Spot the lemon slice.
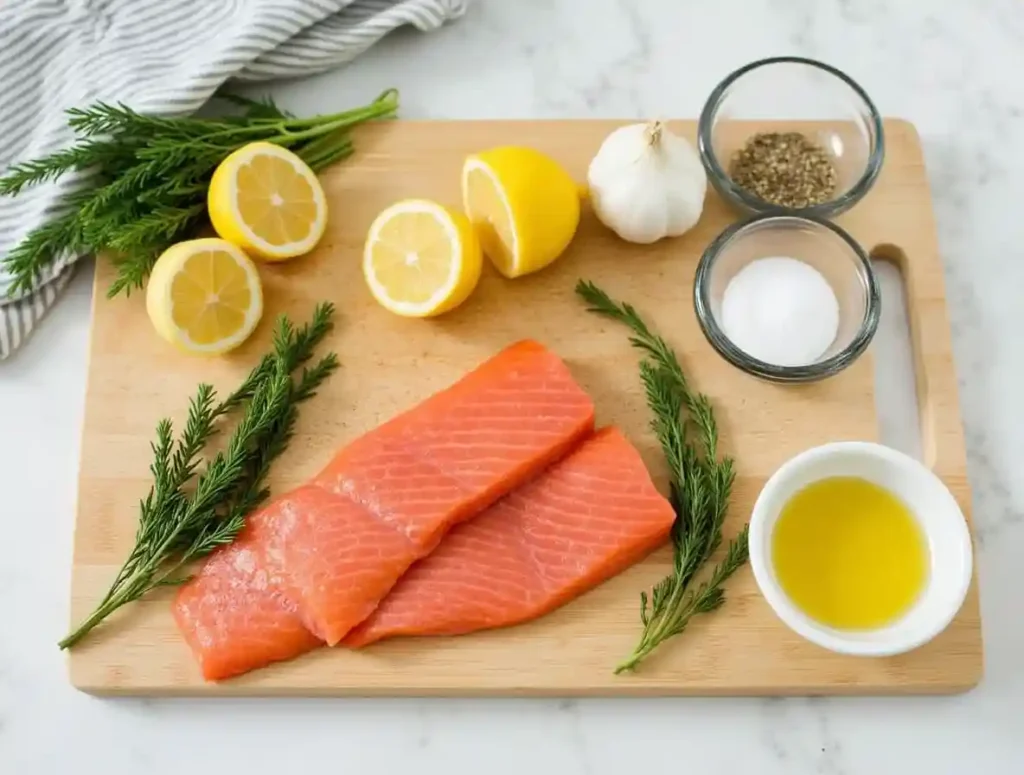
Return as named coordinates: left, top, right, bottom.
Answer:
left=145, top=238, right=263, bottom=355
left=461, top=146, right=581, bottom=278
left=208, top=141, right=327, bottom=261
left=363, top=199, right=482, bottom=318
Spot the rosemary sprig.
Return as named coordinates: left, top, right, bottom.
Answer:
left=1, top=89, right=399, bottom=300
left=59, top=303, right=339, bottom=650
left=575, top=280, right=750, bottom=673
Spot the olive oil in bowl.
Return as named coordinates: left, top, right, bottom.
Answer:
left=750, top=441, right=973, bottom=656
left=771, top=476, right=929, bottom=630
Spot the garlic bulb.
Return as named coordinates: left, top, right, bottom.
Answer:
left=586, top=121, right=707, bottom=244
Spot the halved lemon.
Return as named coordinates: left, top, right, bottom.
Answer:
left=145, top=238, right=263, bottom=355
left=208, top=141, right=327, bottom=261
left=461, top=146, right=581, bottom=278
left=363, top=199, right=482, bottom=318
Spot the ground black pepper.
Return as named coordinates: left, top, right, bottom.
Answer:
left=728, top=131, right=838, bottom=208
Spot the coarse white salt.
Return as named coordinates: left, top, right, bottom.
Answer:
left=720, top=256, right=840, bottom=368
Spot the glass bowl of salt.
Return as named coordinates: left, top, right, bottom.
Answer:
left=693, top=213, right=880, bottom=383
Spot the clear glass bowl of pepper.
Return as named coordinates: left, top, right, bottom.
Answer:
left=697, top=56, right=885, bottom=218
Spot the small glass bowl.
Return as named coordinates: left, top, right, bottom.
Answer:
left=697, top=56, right=885, bottom=218
left=693, top=214, right=880, bottom=383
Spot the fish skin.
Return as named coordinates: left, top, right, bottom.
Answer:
left=344, top=427, right=675, bottom=647
left=173, top=340, right=596, bottom=677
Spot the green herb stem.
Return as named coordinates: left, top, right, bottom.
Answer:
left=59, top=303, right=338, bottom=650
left=575, top=280, right=750, bottom=673
left=1, top=89, right=398, bottom=299
left=613, top=527, right=749, bottom=673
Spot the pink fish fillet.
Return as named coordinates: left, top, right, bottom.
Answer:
left=173, top=340, right=596, bottom=680
left=345, top=427, right=675, bottom=646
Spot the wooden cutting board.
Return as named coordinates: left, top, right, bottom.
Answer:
left=68, top=119, right=983, bottom=696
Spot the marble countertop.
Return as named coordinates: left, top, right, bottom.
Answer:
left=3, top=1, right=1023, bottom=772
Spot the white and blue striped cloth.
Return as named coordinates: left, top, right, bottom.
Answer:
left=0, top=0, right=468, bottom=360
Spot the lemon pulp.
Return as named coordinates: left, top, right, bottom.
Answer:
left=372, top=210, right=458, bottom=304
left=208, top=141, right=327, bottom=261
left=362, top=199, right=482, bottom=317
left=170, top=249, right=252, bottom=344
left=462, top=163, right=517, bottom=274
left=461, top=147, right=580, bottom=279
left=235, top=152, right=319, bottom=245
left=146, top=238, right=263, bottom=354
left=772, top=476, right=928, bottom=630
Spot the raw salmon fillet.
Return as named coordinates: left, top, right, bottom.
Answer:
left=173, top=499, right=322, bottom=682
left=173, top=340, right=595, bottom=679
left=344, top=427, right=675, bottom=647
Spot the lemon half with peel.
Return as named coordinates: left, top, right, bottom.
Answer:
left=208, top=141, right=327, bottom=261
left=146, top=238, right=263, bottom=355
left=461, top=146, right=581, bottom=278
left=363, top=199, right=482, bottom=318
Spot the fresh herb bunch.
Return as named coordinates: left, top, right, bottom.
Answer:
left=59, top=302, right=339, bottom=650
left=575, top=280, right=750, bottom=673
left=1, top=89, right=399, bottom=300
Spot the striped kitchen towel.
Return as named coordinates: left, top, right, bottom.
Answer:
left=0, top=0, right=468, bottom=361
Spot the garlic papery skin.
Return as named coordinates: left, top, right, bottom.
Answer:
left=586, top=121, right=707, bottom=245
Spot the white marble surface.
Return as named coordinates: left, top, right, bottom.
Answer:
left=3, top=1, right=1023, bottom=772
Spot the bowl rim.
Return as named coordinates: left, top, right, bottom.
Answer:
left=692, top=212, right=881, bottom=383
left=747, top=440, right=975, bottom=657
left=697, top=55, right=886, bottom=218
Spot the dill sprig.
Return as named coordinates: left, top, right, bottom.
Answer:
left=575, top=280, right=750, bottom=673
left=1, top=89, right=399, bottom=300
left=59, top=302, right=339, bottom=650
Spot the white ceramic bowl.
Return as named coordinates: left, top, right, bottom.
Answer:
left=748, top=441, right=974, bottom=656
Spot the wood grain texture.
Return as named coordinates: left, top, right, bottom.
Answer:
left=67, top=119, right=983, bottom=696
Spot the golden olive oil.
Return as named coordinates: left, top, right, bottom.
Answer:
left=772, top=476, right=928, bottom=630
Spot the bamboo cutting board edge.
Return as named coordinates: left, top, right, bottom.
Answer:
left=67, top=118, right=983, bottom=696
